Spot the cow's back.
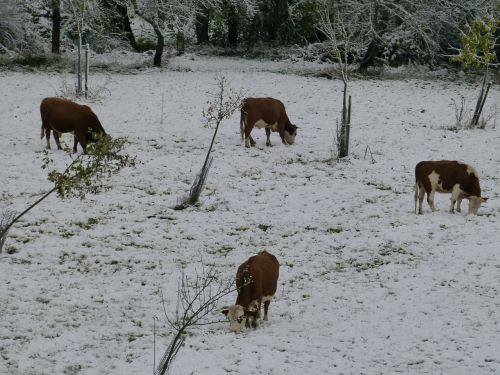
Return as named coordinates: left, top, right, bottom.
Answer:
left=237, top=251, right=279, bottom=297
left=416, top=160, right=480, bottom=195
left=41, top=97, right=103, bottom=133
left=243, top=97, right=286, bottom=125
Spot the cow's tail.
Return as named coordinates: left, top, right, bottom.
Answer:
left=414, top=181, right=419, bottom=214
left=40, top=125, right=44, bottom=139
left=240, top=105, right=247, bottom=142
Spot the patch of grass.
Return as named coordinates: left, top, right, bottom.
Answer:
left=366, top=181, right=392, bottom=191
left=6, top=245, right=18, bottom=254
left=64, top=364, right=83, bottom=375
left=59, top=228, right=75, bottom=238
left=127, top=332, right=144, bottom=342
left=325, top=227, right=343, bottom=234
left=348, top=257, right=387, bottom=272
left=258, top=224, right=271, bottom=232
left=304, top=225, right=317, bottom=231
left=378, top=242, right=412, bottom=257
left=36, top=296, right=51, bottom=304
left=208, top=245, right=234, bottom=256
left=74, top=217, right=101, bottom=230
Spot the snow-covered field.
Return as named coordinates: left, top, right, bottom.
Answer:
left=1, top=56, right=499, bottom=375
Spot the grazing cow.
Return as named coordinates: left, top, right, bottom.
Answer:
left=40, top=97, right=106, bottom=153
left=415, top=160, right=488, bottom=215
left=222, top=251, right=280, bottom=334
left=240, top=97, right=298, bottom=148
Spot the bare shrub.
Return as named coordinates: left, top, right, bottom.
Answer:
left=451, top=95, right=472, bottom=130
left=58, top=76, right=111, bottom=103
left=154, top=265, right=236, bottom=375
left=451, top=94, right=497, bottom=130
left=0, top=209, right=16, bottom=254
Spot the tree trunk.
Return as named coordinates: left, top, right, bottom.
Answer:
left=359, top=39, right=379, bottom=71
left=227, top=8, right=238, bottom=48
left=153, top=25, right=164, bottom=67
left=117, top=3, right=138, bottom=51
left=101, top=0, right=138, bottom=51
left=195, top=5, right=210, bottom=44
left=176, top=32, right=185, bottom=55
left=51, top=0, right=61, bottom=54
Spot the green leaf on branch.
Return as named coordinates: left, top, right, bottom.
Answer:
left=451, top=16, right=498, bottom=68
left=45, top=134, right=137, bottom=199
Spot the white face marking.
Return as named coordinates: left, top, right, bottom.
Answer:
left=226, top=305, right=246, bottom=333
left=248, top=300, right=259, bottom=312
left=284, top=130, right=296, bottom=145
left=468, top=196, right=483, bottom=215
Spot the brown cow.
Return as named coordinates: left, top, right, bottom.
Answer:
left=222, top=251, right=280, bottom=333
left=415, top=160, right=488, bottom=215
left=240, top=97, right=298, bottom=148
left=40, top=97, right=106, bottom=153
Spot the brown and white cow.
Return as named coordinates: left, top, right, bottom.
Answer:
left=415, top=160, right=488, bottom=215
left=222, top=251, right=280, bottom=334
left=240, top=97, right=298, bottom=148
left=40, top=97, right=107, bottom=153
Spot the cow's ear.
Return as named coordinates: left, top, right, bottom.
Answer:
left=221, top=308, right=229, bottom=317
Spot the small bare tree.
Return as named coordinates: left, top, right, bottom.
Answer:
left=0, top=135, right=136, bottom=253
left=317, top=1, right=354, bottom=158
left=154, top=265, right=237, bottom=375
left=174, top=74, right=245, bottom=210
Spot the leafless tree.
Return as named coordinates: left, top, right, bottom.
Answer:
left=155, top=265, right=237, bottom=375
left=175, top=74, right=245, bottom=210
left=0, top=0, right=24, bottom=55
left=316, top=1, right=354, bottom=158
left=131, top=0, right=220, bottom=66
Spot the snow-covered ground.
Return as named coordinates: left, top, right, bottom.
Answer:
left=0, top=56, right=499, bottom=375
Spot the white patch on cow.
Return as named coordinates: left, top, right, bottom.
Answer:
left=459, top=161, right=479, bottom=177
left=262, top=295, right=273, bottom=303
left=428, top=171, right=446, bottom=192
left=284, top=130, right=296, bottom=145
left=254, top=120, right=278, bottom=131
left=226, top=304, right=246, bottom=334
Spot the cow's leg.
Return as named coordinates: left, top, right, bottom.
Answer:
left=52, top=131, right=62, bottom=150
left=244, top=126, right=253, bottom=148
left=263, top=299, right=271, bottom=321
left=450, top=184, right=461, bottom=213
left=44, top=128, right=51, bottom=149
left=74, top=129, right=87, bottom=153
left=427, top=190, right=437, bottom=212
left=456, top=198, right=463, bottom=213
left=417, top=183, right=425, bottom=214
left=265, top=128, right=272, bottom=146
left=73, top=135, right=78, bottom=153
left=279, top=130, right=287, bottom=145
left=249, top=135, right=256, bottom=146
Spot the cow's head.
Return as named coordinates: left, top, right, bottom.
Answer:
left=468, top=196, right=488, bottom=215
left=284, top=124, right=298, bottom=145
left=222, top=305, right=246, bottom=334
